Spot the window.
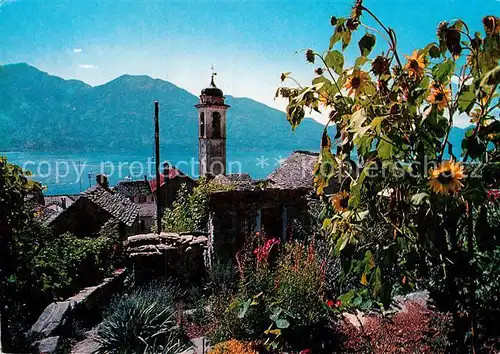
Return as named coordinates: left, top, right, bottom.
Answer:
left=200, top=112, right=205, bottom=137
left=212, top=111, right=221, bottom=138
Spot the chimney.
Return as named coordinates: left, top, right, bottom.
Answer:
left=144, top=174, right=148, bottom=182
left=61, top=197, right=67, bottom=209
left=96, top=174, right=109, bottom=189
left=163, top=162, right=170, bottom=177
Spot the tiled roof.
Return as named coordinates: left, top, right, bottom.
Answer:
left=149, top=167, right=192, bottom=192
left=37, top=205, right=64, bottom=225
left=44, top=195, right=80, bottom=208
left=266, top=150, right=318, bottom=190
left=114, top=180, right=151, bottom=198
left=213, top=173, right=258, bottom=191
left=81, top=186, right=139, bottom=227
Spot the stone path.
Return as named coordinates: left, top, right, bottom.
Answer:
left=179, top=337, right=210, bottom=354
left=70, top=332, right=209, bottom=354
left=70, top=329, right=100, bottom=354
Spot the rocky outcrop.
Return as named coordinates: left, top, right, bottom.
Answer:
left=124, top=232, right=208, bottom=282
left=28, top=268, right=127, bottom=354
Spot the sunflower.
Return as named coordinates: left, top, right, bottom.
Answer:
left=429, top=160, right=466, bottom=195
left=404, top=50, right=426, bottom=79
left=331, top=191, right=350, bottom=212
left=345, top=70, right=370, bottom=96
left=426, top=82, right=451, bottom=110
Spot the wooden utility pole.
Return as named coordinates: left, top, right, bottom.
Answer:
left=154, top=101, right=162, bottom=234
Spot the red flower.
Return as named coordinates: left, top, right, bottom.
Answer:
left=487, top=189, right=500, bottom=203
left=327, top=300, right=335, bottom=308
left=300, top=349, right=311, bottom=354
left=335, top=300, right=342, bottom=307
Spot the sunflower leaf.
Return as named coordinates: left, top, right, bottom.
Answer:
left=432, top=59, right=455, bottom=84
left=457, top=89, right=476, bottom=114
left=358, top=33, right=376, bottom=56
left=377, top=137, right=394, bottom=161
left=325, top=50, right=344, bottom=75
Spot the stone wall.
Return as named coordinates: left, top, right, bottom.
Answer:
left=27, top=268, right=127, bottom=354
left=124, top=232, right=208, bottom=284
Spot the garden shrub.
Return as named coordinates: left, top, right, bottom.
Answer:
left=96, top=280, right=189, bottom=354
left=3, top=219, right=116, bottom=350
left=157, top=179, right=234, bottom=233
left=209, top=235, right=334, bottom=352
left=34, top=232, right=114, bottom=298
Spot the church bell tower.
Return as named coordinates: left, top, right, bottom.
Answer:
left=195, top=71, right=230, bottom=177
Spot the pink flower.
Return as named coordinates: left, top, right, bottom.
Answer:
left=300, top=349, right=311, bottom=354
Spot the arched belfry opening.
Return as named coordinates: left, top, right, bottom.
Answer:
left=212, top=112, right=221, bottom=138
left=200, top=112, right=205, bottom=137
left=194, top=69, right=230, bottom=177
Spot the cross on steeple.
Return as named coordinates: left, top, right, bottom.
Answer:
left=210, top=65, right=217, bottom=87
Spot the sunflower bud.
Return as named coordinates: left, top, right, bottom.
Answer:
left=371, top=56, right=390, bottom=76
left=280, top=73, right=286, bottom=82
left=351, top=0, right=363, bottom=21
left=306, top=49, right=315, bottom=63
left=445, top=28, right=461, bottom=59
left=471, top=33, right=482, bottom=50
left=483, top=16, right=497, bottom=36
left=330, top=16, right=337, bottom=26
left=428, top=45, right=441, bottom=59
left=315, top=67, right=324, bottom=76
left=437, top=21, right=448, bottom=41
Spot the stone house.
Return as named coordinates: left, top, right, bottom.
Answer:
left=203, top=152, right=317, bottom=262
left=49, top=175, right=139, bottom=238
left=114, top=178, right=155, bottom=231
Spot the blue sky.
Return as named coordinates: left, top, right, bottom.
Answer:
left=1, top=0, right=498, bottom=127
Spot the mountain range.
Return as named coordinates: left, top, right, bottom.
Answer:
left=0, top=63, right=466, bottom=154
left=0, top=63, right=330, bottom=153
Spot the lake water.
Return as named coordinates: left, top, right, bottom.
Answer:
left=1, top=147, right=301, bottom=195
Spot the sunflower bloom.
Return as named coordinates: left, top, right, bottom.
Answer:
left=331, top=191, right=350, bottom=212
left=345, top=70, right=370, bottom=96
left=427, top=83, right=451, bottom=110
left=429, top=160, right=466, bottom=195
left=404, top=50, right=426, bottom=79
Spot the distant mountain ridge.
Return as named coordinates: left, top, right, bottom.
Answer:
left=0, top=63, right=330, bottom=153
left=0, top=63, right=466, bottom=154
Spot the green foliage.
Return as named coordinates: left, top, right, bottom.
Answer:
left=277, top=3, right=500, bottom=352
left=1, top=157, right=118, bottom=351
left=96, top=281, right=189, bottom=354
left=158, top=179, right=234, bottom=233
left=34, top=233, right=114, bottom=298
